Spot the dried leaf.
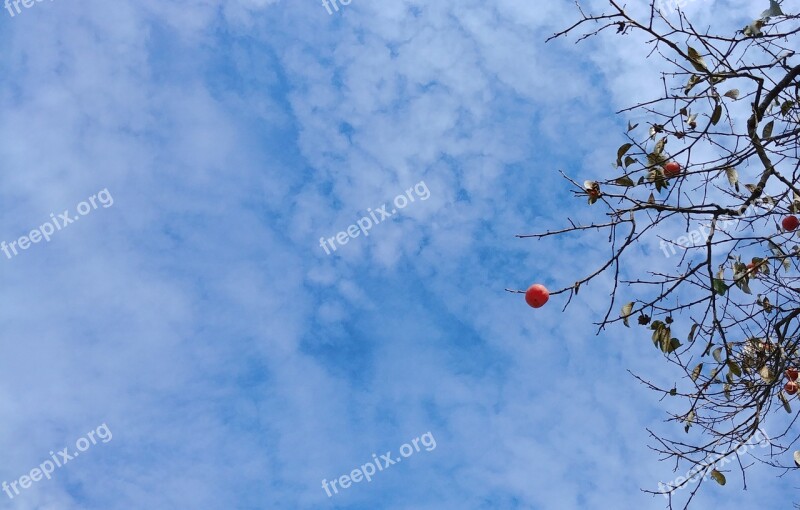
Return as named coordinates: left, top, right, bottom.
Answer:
left=615, top=176, right=635, bottom=187
left=762, top=120, right=775, bottom=139
left=723, top=89, right=740, bottom=100
left=617, top=143, right=633, bottom=166
left=687, top=46, right=709, bottom=72
left=621, top=302, right=634, bottom=327
left=691, top=363, right=703, bottom=382
left=711, top=104, right=722, bottom=125
left=725, top=167, right=739, bottom=191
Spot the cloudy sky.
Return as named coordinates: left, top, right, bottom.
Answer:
left=0, top=0, right=794, bottom=508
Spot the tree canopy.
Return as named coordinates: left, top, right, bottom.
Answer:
left=516, top=1, right=800, bottom=507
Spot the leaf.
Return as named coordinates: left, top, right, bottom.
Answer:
left=711, top=103, right=722, bottom=125
left=781, top=392, right=793, bottom=414
left=768, top=240, right=790, bottom=270
left=762, top=120, right=774, bottom=139
left=781, top=100, right=795, bottom=116
left=627, top=120, right=639, bottom=132
left=793, top=451, right=800, bottom=467
left=687, top=46, right=709, bottom=72
left=647, top=151, right=668, bottom=169
left=710, top=469, right=726, bottom=486
left=624, top=156, right=636, bottom=168
left=736, top=277, right=752, bottom=295
left=688, top=323, right=699, bottom=342
left=744, top=19, right=766, bottom=37
left=728, top=361, right=742, bottom=377
left=725, top=167, right=739, bottom=191
left=617, top=143, right=633, bottom=166
left=664, top=338, right=682, bottom=354
left=653, top=137, right=667, bottom=155
left=684, top=75, right=702, bottom=95
left=647, top=192, right=655, bottom=204
left=670, top=387, right=677, bottom=396
left=759, top=296, right=774, bottom=313
left=723, top=89, right=740, bottom=100
left=650, top=321, right=674, bottom=351
left=761, top=0, right=784, bottom=18
left=621, top=302, right=634, bottom=327
left=713, top=278, right=728, bottom=296
left=615, top=176, right=635, bottom=187
left=691, top=363, right=703, bottom=382
left=759, top=366, right=774, bottom=382
left=713, top=347, right=724, bottom=363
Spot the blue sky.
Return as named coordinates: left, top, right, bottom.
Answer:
left=0, top=0, right=795, bottom=508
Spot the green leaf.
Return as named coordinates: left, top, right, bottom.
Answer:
left=712, top=347, right=723, bottom=363
left=762, top=120, right=774, bottom=139
left=687, top=46, right=709, bottom=72
left=710, top=469, right=726, bottom=486
left=781, top=100, right=795, bottom=116
left=691, top=363, right=703, bottom=381
left=713, top=278, right=728, bottom=296
left=669, top=387, right=677, bottom=396
left=621, top=302, right=634, bottom=327
left=617, top=143, right=633, bottom=166
left=728, top=361, right=742, bottom=377
left=723, top=89, right=740, bottom=100
left=624, top=156, right=636, bottom=168
left=711, top=104, right=722, bottom=125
